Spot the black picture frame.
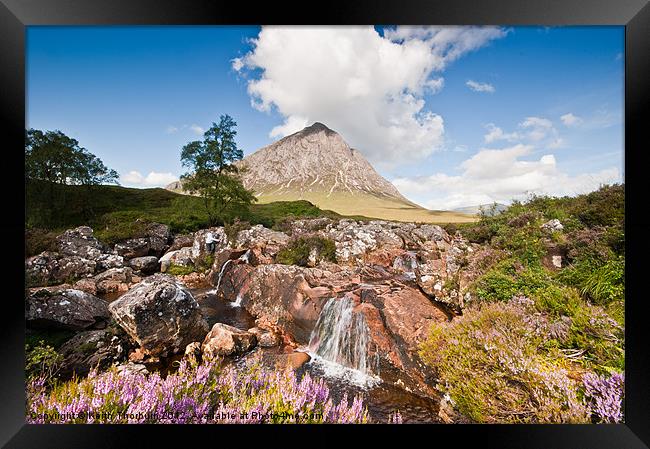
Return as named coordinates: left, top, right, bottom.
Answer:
left=2, top=0, right=648, bottom=447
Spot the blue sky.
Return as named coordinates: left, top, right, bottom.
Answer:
left=27, top=26, right=623, bottom=209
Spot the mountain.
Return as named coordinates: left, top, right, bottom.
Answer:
left=167, top=122, right=475, bottom=223
left=452, top=203, right=508, bottom=216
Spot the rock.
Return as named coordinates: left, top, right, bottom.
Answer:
left=285, top=351, right=311, bottom=370
left=129, top=256, right=160, bottom=274
left=221, top=264, right=331, bottom=344
left=159, top=250, right=178, bottom=273
left=116, top=362, right=149, bottom=376
left=58, top=328, right=131, bottom=376
left=201, top=323, right=257, bottom=359
left=114, top=237, right=150, bottom=259
left=96, top=253, right=125, bottom=271
left=26, top=288, right=110, bottom=330
left=71, top=267, right=137, bottom=298
left=56, top=226, right=104, bottom=260
left=182, top=341, right=202, bottom=365
left=145, top=222, right=172, bottom=257
left=108, top=274, right=209, bottom=357
left=234, top=225, right=289, bottom=263
left=191, top=228, right=229, bottom=262
left=175, top=272, right=208, bottom=289
left=168, top=234, right=194, bottom=252
left=248, top=326, right=280, bottom=347
left=286, top=218, right=334, bottom=236
left=541, top=219, right=564, bottom=232
left=25, top=252, right=97, bottom=287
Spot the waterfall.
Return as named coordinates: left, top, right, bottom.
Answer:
left=308, top=297, right=374, bottom=375
left=214, top=259, right=233, bottom=294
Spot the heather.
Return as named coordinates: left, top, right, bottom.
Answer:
left=27, top=359, right=370, bottom=424
left=421, top=185, right=625, bottom=423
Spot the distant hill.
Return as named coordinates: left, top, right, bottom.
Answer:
left=168, top=122, right=475, bottom=224
left=452, top=203, right=508, bottom=216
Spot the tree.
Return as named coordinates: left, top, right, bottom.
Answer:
left=25, top=128, right=119, bottom=226
left=180, top=115, right=256, bottom=225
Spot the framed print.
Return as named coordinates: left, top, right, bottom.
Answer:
left=1, top=0, right=649, bottom=447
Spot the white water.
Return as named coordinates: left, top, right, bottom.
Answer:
left=215, top=250, right=253, bottom=306
left=306, top=297, right=380, bottom=388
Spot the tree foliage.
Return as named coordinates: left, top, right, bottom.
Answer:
left=180, top=115, right=256, bottom=225
left=26, top=129, right=119, bottom=227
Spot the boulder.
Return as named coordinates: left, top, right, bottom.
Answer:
left=248, top=326, right=280, bottom=347
left=26, top=288, right=110, bottom=330
left=96, top=253, right=125, bottom=271
left=201, top=323, right=257, bottom=359
left=145, top=222, right=172, bottom=257
left=72, top=267, right=137, bottom=297
left=129, top=256, right=160, bottom=274
left=234, top=225, right=289, bottom=263
left=221, top=264, right=331, bottom=344
left=168, top=234, right=194, bottom=252
left=25, top=252, right=97, bottom=288
left=191, top=228, right=229, bottom=262
left=114, top=238, right=150, bottom=259
left=58, top=328, right=131, bottom=376
left=108, top=274, right=209, bottom=357
left=56, top=226, right=104, bottom=260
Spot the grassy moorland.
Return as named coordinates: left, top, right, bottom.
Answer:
left=25, top=181, right=371, bottom=256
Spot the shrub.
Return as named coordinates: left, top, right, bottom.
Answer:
left=25, top=228, right=59, bottom=257
left=166, top=264, right=196, bottom=276
left=224, top=219, right=251, bottom=246
left=194, top=253, right=215, bottom=272
left=582, top=372, right=624, bottom=423
left=419, top=301, right=590, bottom=423
left=26, top=341, right=62, bottom=386
left=27, top=359, right=369, bottom=424
left=277, top=236, right=337, bottom=266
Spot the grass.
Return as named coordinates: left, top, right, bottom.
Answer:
left=276, top=236, right=337, bottom=266
left=25, top=182, right=367, bottom=254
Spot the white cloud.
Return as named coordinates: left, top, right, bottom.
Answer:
left=466, top=80, right=495, bottom=93
left=484, top=123, right=519, bottom=143
left=392, top=144, right=621, bottom=210
left=120, top=171, right=178, bottom=188
left=165, top=125, right=178, bottom=134
left=234, top=26, right=506, bottom=165
left=560, top=113, right=582, bottom=127
left=189, top=124, right=205, bottom=135
left=485, top=116, right=563, bottom=149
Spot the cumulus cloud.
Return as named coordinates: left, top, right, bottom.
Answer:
left=484, top=116, right=563, bottom=149
left=392, top=144, right=621, bottom=210
left=484, top=123, right=519, bottom=143
left=120, top=171, right=178, bottom=188
left=466, top=80, right=495, bottom=93
left=234, top=26, right=507, bottom=165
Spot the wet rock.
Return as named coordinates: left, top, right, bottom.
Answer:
left=26, top=288, right=110, bottom=330
left=248, top=326, right=280, bottom=347
left=129, top=256, right=160, bottom=274
left=201, top=323, right=257, bottom=359
left=223, top=264, right=332, bottom=344
left=285, top=351, right=311, bottom=370
left=108, top=274, right=209, bottom=357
